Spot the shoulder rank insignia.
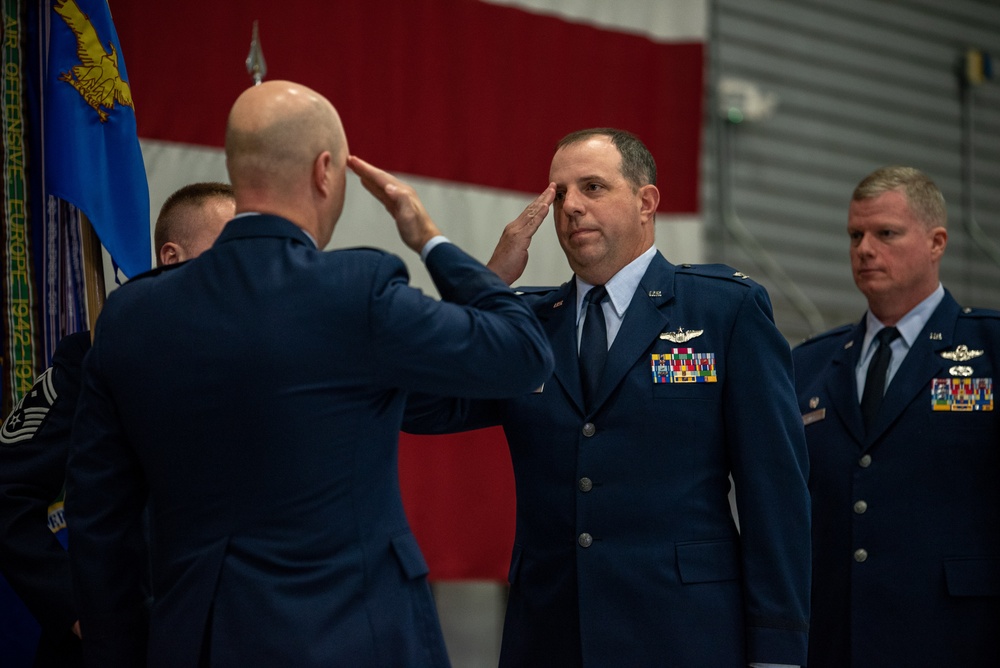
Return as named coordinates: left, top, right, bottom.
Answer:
left=660, top=327, right=703, bottom=343
left=733, top=271, right=750, bottom=279
left=940, top=345, right=984, bottom=362
left=1, top=368, right=58, bottom=445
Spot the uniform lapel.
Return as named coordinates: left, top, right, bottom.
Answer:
left=535, top=281, right=586, bottom=414
left=588, top=254, right=673, bottom=413
left=824, top=320, right=867, bottom=445
left=866, top=292, right=959, bottom=444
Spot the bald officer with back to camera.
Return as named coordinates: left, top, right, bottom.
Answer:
left=793, top=166, right=1000, bottom=667
left=65, top=80, right=553, bottom=667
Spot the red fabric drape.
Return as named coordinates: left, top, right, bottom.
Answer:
left=113, top=0, right=703, bottom=213
left=399, top=427, right=515, bottom=580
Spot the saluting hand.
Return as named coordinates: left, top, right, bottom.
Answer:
left=486, top=183, right=556, bottom=286
left=348, top=155, right=442, bottom=253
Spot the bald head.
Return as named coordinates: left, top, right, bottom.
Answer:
left=225, top=81, right=349, bottom=246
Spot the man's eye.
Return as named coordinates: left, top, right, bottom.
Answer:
left=554, top=191, right=565, bottom=201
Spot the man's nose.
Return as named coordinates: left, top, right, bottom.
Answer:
left=562, top=188, right=585, bottom=216
left=855, top=233, right=874, bottom=256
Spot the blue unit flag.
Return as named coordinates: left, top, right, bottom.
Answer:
left=44, top=0, right=150, bottom=278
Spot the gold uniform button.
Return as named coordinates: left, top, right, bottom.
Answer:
left=582, top=423, right=596, bottom=437
left=859, top=454, right=872, bottom=468
left=578, top=533, right=593, bottom=548
left=853, top=500, right=868, bottom=514
left=579, top=477, right=593, bottom=492
left=854, top=548, right=868, bottom=562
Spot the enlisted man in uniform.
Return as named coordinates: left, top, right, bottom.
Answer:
left=793, top=166, right=1000, bottom=667
left=0, top=183, right=234, bottom=667
left=406, top=128, right=811, bottom=667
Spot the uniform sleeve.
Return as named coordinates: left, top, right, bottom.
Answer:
left=368, top=242, right=553, bottom=399
left=402, top=391, right=503, bottom=435
left=64, top=332, right=149, bottom=665
left=724, top=285, right=811, bottom=664
left=0, top=332, right=89, bottom=632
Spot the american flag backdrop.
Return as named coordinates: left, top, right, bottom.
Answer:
left=112, top=0, right=707, bottom=580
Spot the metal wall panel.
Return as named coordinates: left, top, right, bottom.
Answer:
left=705, top=0, right=1000, bottom=343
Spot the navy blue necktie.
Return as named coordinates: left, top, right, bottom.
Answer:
left=860, top=326, right=900, bottom=430
left=579, top=286, right=608, bottom=410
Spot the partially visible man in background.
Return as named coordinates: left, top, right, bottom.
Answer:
left=794, top=166, right=1000, bottom=667
left=153, top=182, right=234, bottom=266
left=0, top=182, right=235, bottom=667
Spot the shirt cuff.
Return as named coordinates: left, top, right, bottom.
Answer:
left=420, top=235, right=450, bottom=262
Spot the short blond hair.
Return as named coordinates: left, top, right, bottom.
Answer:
left=852, top=166, right=946, bottom=229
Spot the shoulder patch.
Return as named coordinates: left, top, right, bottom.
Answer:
left=0, top=368, right=58, bottom=446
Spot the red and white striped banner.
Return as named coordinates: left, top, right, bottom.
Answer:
left=112, top=0, right=705, bottom=579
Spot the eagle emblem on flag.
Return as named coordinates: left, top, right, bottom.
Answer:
left=54, top=0, right=134, bottom=122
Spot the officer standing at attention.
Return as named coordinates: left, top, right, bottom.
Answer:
left=407, top=128, right=811, bottom=667
left=793, top=166, right=1000, bottom=667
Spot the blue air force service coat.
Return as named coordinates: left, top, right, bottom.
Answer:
left=792, top=290, right=1000, bottom=668
left=0, top=330, right=90, bottom=666
left=405, top=252, right=811, bottom=667
left=65, top=216, right=553, bottom=668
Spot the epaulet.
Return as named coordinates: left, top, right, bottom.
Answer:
left=512, top=285, right=560, bottom=296
left=122, top=262, right=187, bottom=284
left=675, top=262, right=756, bottom=286
left=796, top=323, right=854, bottom=348
left=336, top=246, right=387, bottom=255
left=957, top=305, right=1000, bottom=320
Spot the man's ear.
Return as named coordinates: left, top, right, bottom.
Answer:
left=159, top=242, right=182, bottom=266
left=313, top=151, right=333, bottom=198
left=639, top=184, right=660, bottom=222
left=929, top=226, right=947, bottom=260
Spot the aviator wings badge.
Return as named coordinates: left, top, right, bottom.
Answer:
left=660, top=327, right=704, bottom=344
left=54, top=0, right=135, bottom=122
left=940, top=345, right=984, bottom=363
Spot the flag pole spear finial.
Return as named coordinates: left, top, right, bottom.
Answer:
left=245, top=20, right=267, bottom=85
